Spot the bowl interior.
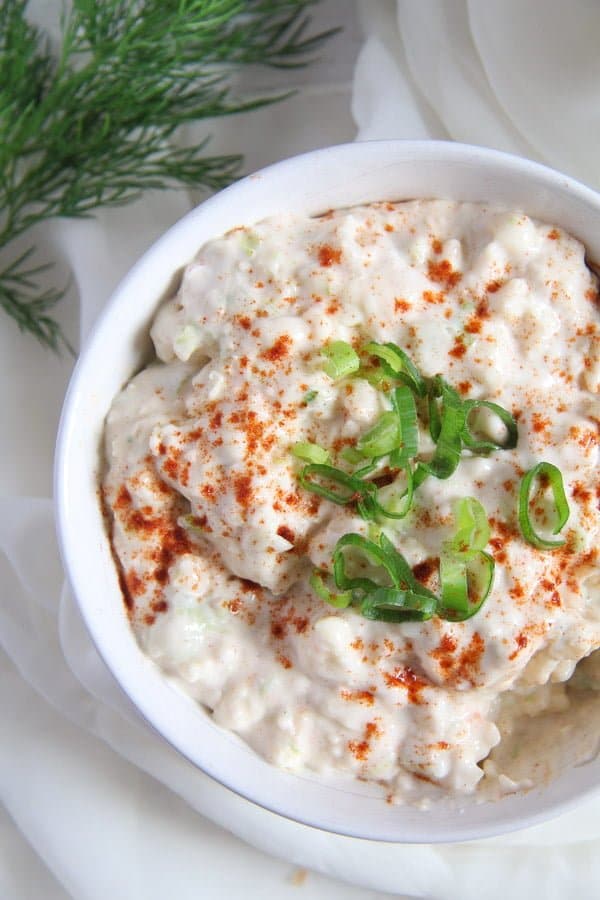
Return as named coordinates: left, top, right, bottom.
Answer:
left=55, top=140, right=600, bottom=842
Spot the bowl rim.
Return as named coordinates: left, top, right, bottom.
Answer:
left=54, top=139, right=600, bottom=843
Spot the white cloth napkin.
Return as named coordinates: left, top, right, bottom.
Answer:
left=2, top=1, right=600, bottom=897
left=353, top=0, right=600, bottom=190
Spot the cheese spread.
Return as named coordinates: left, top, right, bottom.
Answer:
left=103, top=201, right=600, bottom=805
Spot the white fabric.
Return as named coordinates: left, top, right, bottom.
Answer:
left=2, top=1, right=600, bottom=897
left=353, top=0, right=600, bottom=191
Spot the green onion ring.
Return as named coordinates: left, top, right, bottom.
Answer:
left=439, top=550, right=495, bottom=621
left=322, top=340, right=360, bottom=380
left=333, top=532, right=395, bottom=595
left=449, top=496, right=491, bottom=557
left=461, top=400, right=518, bottom=453
left=377, top=532, right=437, bottom=598
left=310, top=570, right=353, bottom=608
left=363, top=341, right=427, bottom=396
left=389, top=385, right=419, bottom=466
left=424, top=392, right=466, bottom=479
left=291, top=442, right=330, bottom=464
left=372, top=463, right=414, bottom=520
left=357, top=410, right=401, bottom=458
left=360, top=586, right=437, bottom=622
left=298, top=464, right=374, bottom=507
left=518, top=462, right=570, bottom=549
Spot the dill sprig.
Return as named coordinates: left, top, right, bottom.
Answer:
left=0, top=0, right=337, bottom=351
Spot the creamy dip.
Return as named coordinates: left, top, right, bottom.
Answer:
left=103, top=201, right=600, bottom=805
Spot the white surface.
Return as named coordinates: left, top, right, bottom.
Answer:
left=2, top=0, right=600, bottom=897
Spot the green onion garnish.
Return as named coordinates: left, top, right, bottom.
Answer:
left=298, top=463, right=368, bottom=504
left=291, top=442, right=330, bottom=464
left=372, top=463, right=414, bottom=520
left=421, top=378, right=466, bottom=479
left=518, top=462, right=570, bottom=549
left=378, top=532, right=437, bottom=602
left=461, top=400, right=518, bottom=454
left=340, top=446, right=364, bottom=464
left=322, top=340, right=360, bottom=380
left=302, top=389, right=318, bottom=405
left=439, top=550, right=495, bottom=621
left=438, top=497, right=494, bottom=621
left=310, top=570, right=352, bottom=608
left=357, top=411, right=401, bottom=458
left=294, top=338, right=523, bottom=624
left=448, top=497, right=491, bottom=556
left=389, top=385, right=418, bottom=467
left=363, top=341, right=427, bottom=396
left=332, top=532, right=437, bottom=618
left=360, top=586, right=437, bottom=622
left=333, top=532, right=397, bottom=595
left=298, top=464, right=378, bottom=520
left=315, top=530, right=489, bottom=623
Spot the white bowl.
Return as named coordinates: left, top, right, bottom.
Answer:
left=55, top=140, right=600, bottom=843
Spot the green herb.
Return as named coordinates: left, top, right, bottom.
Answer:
left=295, top=341, right=518, bottom=524
left=461, top=399, right=518, bottom=454
left=302, top=388, right=318, bottom=405
left=291, top=441, right=329, bottom=464
left=389, top=385, right=418, bottom=467
left=363, top=340, right=427, bottom=396
left=316, top=530, right=485, bottom=623
left=293, top=341, right=519, bottom=623
left=356, top=411, right=401, bottom=458
left=298, top=463, right=379, bottom=519
left=518, top=461, right=570, bottom=549
left=446, top=497, right=491, bottom=557
left=419, top=376, right=466, bottom=481
left=438, top=498, right=495, bottom=621
left=0, top=0, right=337, bottom=350
left=311, top=500, right=495, bottom=624
left=438, top=549, right=495, bottom=621
left=360, top=586, right=437, bottom=622
left=321, top=340, right=360, bottom=380
left=309, top=569, right=352, bottom=609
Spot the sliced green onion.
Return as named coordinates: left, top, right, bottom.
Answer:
left=518, top=462, right=570, bottom=549
left=357, top=411, right=401, bottom=458
left=428, top=389, right=442, bottom=442
left=372, top=463, right=414, bottom=520
left=449, top=497, right=491, bottom=557
left=363, top=341, right=427, bottom=396
left=299, top=464, right=379, bottom=520
left=413, top=462, right=430, bottom=488
left=461, top=400, right=518, bottom=453
left=352, top=456, right=384, bottom=479
left=377, top=532, right=436, bottom=598
left=437, top=496, right=494, bottom=620
left=438, top=550, right=495, bottom=621
left=322, top=340, right=360, bottom=380
left=360, top=586, right=437, bottom=622
left=341, top=446, right=363, bottom=465
left=241, top=231, right=260, bottom=256
left=302, top=389, right=318, bottom=405
left=422, top=382, right=466, bottom=479
left=310, top=570, right=353, bottom=608
left=299, top=463, right=370, bottom=504
left=333, top=532, right=394, bottom=595
left=291, top=442, right=330, bottom=464
left=333, top=531, right=436, bottom=598
left=390, top=385, right=419, bottom=467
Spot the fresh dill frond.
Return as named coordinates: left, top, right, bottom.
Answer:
left=0, top=0, right=337, bottom=351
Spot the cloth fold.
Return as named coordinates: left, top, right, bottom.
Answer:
left=2, top=1, right=600, bottom=897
